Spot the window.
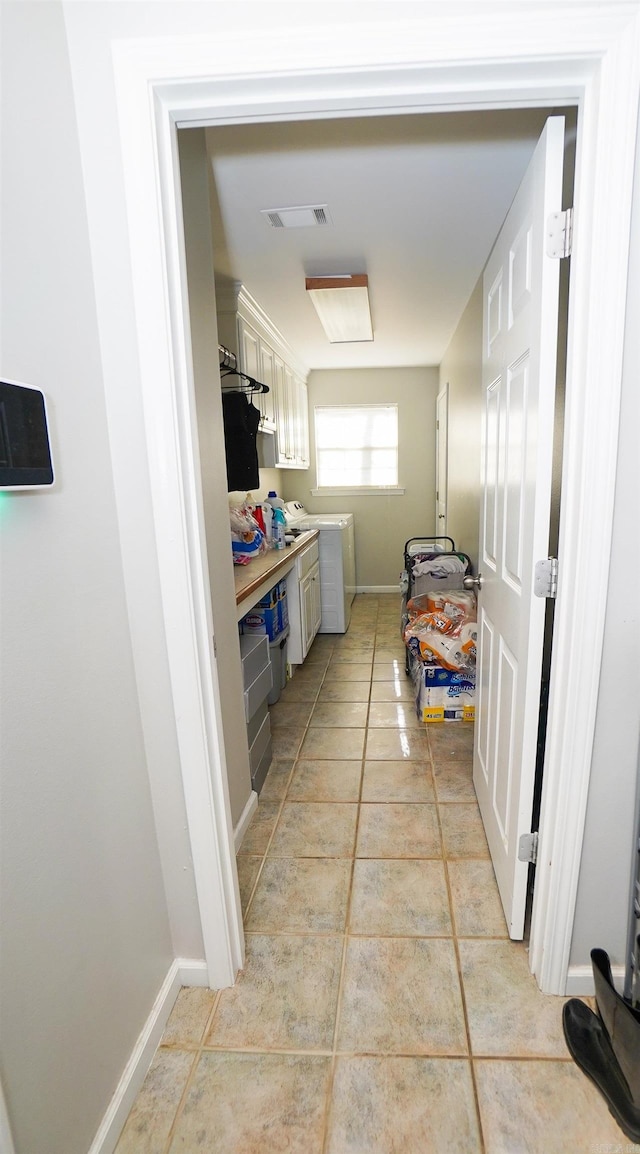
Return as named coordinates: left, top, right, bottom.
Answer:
left=314, top=404, right=399, bottom=489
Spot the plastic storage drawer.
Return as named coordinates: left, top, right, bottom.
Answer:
left=240, top=634, right=273, bottom=721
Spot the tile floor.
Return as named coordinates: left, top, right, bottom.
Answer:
left=116, top=595, right=625, bottom=1153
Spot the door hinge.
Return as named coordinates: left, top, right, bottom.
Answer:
left=518, top=831, right=539, bottom=865
left=212, top=635, right=217, bottom=657
left=546, top=208, right=573, bottom=258
left=534, top=557, right=558, bottom=599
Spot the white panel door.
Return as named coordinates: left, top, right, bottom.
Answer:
left=435, top=383, right=448, bottom=534
left=474, top=117, right=564, bottom=939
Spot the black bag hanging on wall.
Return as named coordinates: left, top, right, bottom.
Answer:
left=222, top=391, right=260, bottom=491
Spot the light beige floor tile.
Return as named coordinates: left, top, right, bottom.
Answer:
left=279, top=678, right=322, bottom=703
left=310, top=701, right=369, bottom=728
left=115, top=1048, right=195, bottom=1154
left=440, top=804, right=489, bottom=859
left=327, top=663, right=373, bottom=682
left=330, top=649, right=374, bottom=664
left=300, top=727, right=366, bottom=760
left=372, top=660, right=407, bottom=681
left=367, top=701, right=420, bottom=728
left=270, top=802, right=358, bottom=857
left=290, top=664, right=328, bottom=686
left=169, top=1052, right=331, bottom=1154
left=474, top=1058, right=627, bottom=1153
left=374, top=647, right=409, bottom=662
left=327, top=1056, right=481, bottom=1154
left=259, top=758, right=295, bottom=801
left=318, top=682, right=371, bottom=703
left=161, top=987, right=218, bottom=1048
left=357, top=803, right=441, bottom=858
left=350, top=859, right=451, bottom=936
left=238, top=801, right=281, bottom=855
left=365, top=727, right=429, bottom=761
left=433, top=760, right=476, bottom=802
left=288, top=759, right=363, bottom=802
left=337, top=938, right=467, bottom=1055
left=305, top=640, right=335, bottom=664
left=268, top=700, right=314, bottom=729
left=270, top=726, right=306, bottom=759
left=236, top=855, right=262, bottom=913
left=246, top=857, right=352, bottom=933
left=448, top=860, right=508, bottom=937
left=361, top=760, right=434, bottom=803
left=428, top=723, right=474, bottom=761
left=334, top=629, right=374, bottom=643
left=370, top=679, right=415, bottom=703
left=206, top=934, right=343, bottom=1050
left=460, top=940, right=572, bottom=1057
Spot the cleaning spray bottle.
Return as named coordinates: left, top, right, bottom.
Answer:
left=272, top=504, right=287, bottom=550
left=264, top=490, right=286, bottom=549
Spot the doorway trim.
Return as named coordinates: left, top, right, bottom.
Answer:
left=109, top=6, right=640, bottom=993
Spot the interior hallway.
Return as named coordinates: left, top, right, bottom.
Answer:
left=116, top=595, right=623, bottom=1152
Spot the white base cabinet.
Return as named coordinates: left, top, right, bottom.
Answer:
left=286, top=538, right=321, bottom=665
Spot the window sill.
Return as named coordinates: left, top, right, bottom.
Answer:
left=310, top=486, right=406, bottom=497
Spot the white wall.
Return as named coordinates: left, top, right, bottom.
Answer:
left=283, top=367, right=439, bottom=589
left=438, top=279, right=483, bottom=570
left=569, top=108, right=640, bottom=969
left=0, top=5, right=175, bottom=1151
left=0, top=4, right=630, bottom=1146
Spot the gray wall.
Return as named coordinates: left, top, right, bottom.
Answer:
left=282, top=367, right=439, bottom=589
left=178, top=128, right=253, bottom=826
left=0, top=5, right=174, bottom=1151
left=438, top=279, right=483, bottom=569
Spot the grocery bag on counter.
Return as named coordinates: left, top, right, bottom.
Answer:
left=230, top=500, right=266, bottom=565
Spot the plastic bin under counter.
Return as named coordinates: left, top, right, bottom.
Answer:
left=234, top=530, right=319, bottom=620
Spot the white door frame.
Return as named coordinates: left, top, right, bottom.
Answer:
left=435, top=382, right=448, bottom=538
left=109, top=6, right=640, bottom=993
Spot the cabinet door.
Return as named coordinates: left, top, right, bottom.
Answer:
left=281, top=365, right=296, bottom=465
left=238, top=317, right=265, bottom=422
left=296, top=378, right=310, bottom=467
left=258, top=341, right=276, bottom=426
left=301, top=571, right=315, bottom=658
left=310, top=560, right=322, bottom=637
left=271, top=354, right=287, bottom=466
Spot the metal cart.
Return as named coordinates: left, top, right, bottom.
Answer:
left=400, top=536, right=472, bottom=670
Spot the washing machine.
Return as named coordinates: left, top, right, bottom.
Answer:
left=284, top=502, right=356, bottom=633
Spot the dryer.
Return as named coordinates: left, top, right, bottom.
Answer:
left=284, top=502, right=356, bottom=633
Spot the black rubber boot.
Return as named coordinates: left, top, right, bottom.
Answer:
left=592, top=948, right=640, bottom=1106
left=563, top=998, right=640, bottom=1142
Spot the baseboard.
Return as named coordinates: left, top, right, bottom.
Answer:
left=234, top=789, right=258, bottom=853
left=89, top=956, right=208, bottom=1154
left=565, top=962, right=626, bottom=997
left=356, top=585, right=401, bottom=594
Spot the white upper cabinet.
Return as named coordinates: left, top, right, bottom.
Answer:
left=217, top=283, right=309, bottom=469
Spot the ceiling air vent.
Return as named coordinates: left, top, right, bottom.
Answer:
left=261, top=204, right=332, bottom=229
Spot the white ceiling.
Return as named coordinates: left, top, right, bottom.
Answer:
left=204, top=108, right=565, bottom=371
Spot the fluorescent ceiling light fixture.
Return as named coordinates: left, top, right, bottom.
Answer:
left=305, top=275, right=373, bottom=343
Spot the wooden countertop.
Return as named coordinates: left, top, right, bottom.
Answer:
left=234, top=529, right=319, bottom=613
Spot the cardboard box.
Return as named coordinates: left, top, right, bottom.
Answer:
left=276, top=580, right=289, bottom=633
left=408, top=650, right=475, bottom=723
left=242, top=602, right=281, bottom=642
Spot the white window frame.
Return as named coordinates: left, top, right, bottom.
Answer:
left=314, top=403, right=403, bottom=494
